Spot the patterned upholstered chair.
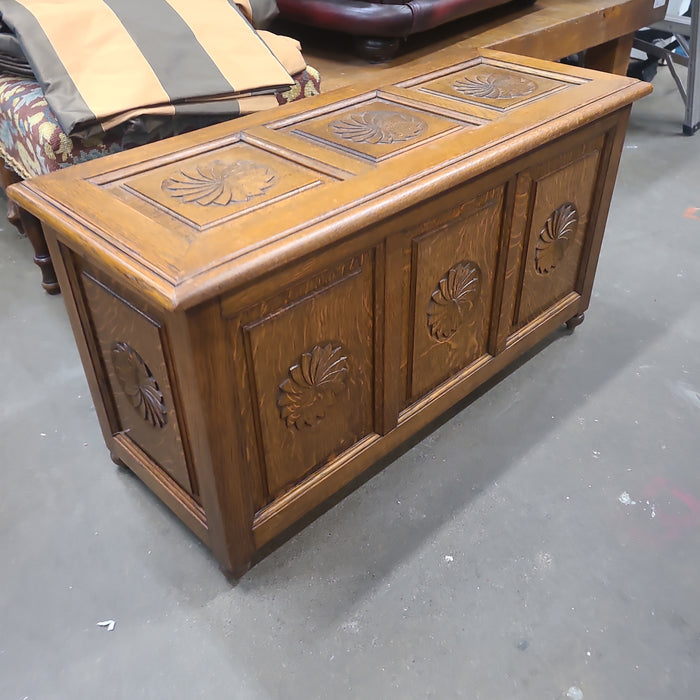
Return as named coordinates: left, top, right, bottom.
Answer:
left=0, top=68, right=322, bottom=293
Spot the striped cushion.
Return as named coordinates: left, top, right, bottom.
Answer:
left=0, top=0, right=305, bottom=136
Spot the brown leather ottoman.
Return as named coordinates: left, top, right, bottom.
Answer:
left=276, top=0, right=535, bottom=60
left=10, top=49, right=649, bottom=577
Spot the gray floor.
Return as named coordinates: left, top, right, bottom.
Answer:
left=1, top=67, right=699, bottom=700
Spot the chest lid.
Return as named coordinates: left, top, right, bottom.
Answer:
left=10, top=49, right=650, bottom=309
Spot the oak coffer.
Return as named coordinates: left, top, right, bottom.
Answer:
left=9, top=49, right=651, bottom=577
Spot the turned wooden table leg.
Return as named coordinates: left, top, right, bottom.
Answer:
left=0, top=162, right=23, bottom=230
left=18, top=207, right=60, bottom=294
left=5, top=195, right=23, bottom=231
left=1, top=161, right=60, bottom=294
left=584, top=33, right=635, bottom=76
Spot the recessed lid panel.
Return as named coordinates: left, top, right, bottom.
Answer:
left=277, top=95, right=476, bottom=162
left=121, top=139, right=331, bottom=231
left=398, top=58, right=582, bottom=112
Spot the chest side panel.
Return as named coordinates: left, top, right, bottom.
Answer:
left=225, top=251, right=378, bottom=503
left=79, top=271, right=195, bottom=496
left=405, top=185, right=506, bottom=404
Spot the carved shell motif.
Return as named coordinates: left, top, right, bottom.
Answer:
left=427, top=261, right=481, bottom=341
left=330, top=110, right=426, bottom=144
left=162, top=159, right=275, bottom=206
left=111, top=342, right=167, bottom=428
left=453, top=72, right=537, bottom=100
left=535, top=203, right=579, bottom=274
left=278, top=344, right=349, bottom=430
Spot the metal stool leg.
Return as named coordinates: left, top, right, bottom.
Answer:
left=636, top=2, right=700, bottom=134
left=683, top=0, right=700, bottom=134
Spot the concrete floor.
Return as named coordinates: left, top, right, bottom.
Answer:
left=1, top=67, right=699, bottom=700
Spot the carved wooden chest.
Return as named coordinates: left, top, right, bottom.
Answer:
left=10, top=50, right=650, bottom=576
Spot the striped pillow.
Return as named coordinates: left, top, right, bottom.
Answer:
left=0, top=0, right=303, bottom=136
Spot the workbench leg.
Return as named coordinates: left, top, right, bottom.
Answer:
left=0, top=163, right=23, bottom=231
left=585, top=32, right=635, bottom=76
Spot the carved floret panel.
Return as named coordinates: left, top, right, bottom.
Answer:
left=278, top=98, right=468, bottom=163
left=427, top=261, right=481, bottom=341
left=121, top=140, right=330, bottom=231
left=404, top=62, right=572, bottom=112
left=535, top=203, right=578, bottom=275
left=330, top=110, right=427, bottom=145
left=278, top=344, right=349, bottom=430
left=111, top=341, right=167, bottom=428
left=162, top=159, right=276, bottom=206
left=452, top=73, right=537, bottom=100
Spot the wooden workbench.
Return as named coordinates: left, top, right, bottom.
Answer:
left=284, top=0, right=668, bottom=89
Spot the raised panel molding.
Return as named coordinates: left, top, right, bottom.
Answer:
left=79, top=272, right=195, bottom=496
left=234, top=252, right=376, bottom=500
left=280, top=97, right=467, bottom=163
left=119, top=140, right=332, bottom=232
left=403, top=60, right=577, bottom=112
left=406, top=185, right=504, bottom=403
left=511, top=138, right=604, bottom=330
